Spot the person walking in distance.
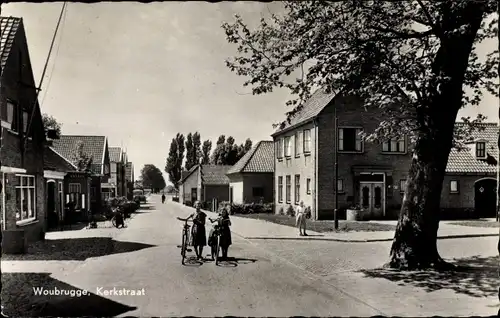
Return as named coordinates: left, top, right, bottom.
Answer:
left=295, top=201, right=307, bottom=236
left=161, top=193, right=166, bottom=204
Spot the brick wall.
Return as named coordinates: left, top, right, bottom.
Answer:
left=316, top=96, right=412, bottom=219
left=242, top=173, right=273, bottom=204
left=203, top=185, right=230, bottom=204
left=274, top=121, right=317, bottom=218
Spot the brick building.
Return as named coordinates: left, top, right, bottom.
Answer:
left=125, top=160, right=134, bottom=200
left=272, top=89, right=498, bottom=220
left=226, top=140, right=274, bottom=205
left=0, top=17, right=48, bottom=244
left=107, top=146, right=127, bottom=198
left=179, top=164, right=231, bottom=208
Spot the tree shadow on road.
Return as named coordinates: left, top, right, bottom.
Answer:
left=360, top=255, right=499, bottom=298
left=2, top=238, right=156, bottom=261
left=2, top=272, right=136, bottom=317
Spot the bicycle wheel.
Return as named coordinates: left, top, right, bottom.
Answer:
left=111, top=216, right=118, bottom=228
left=181, top=231, right=187, bottom=265
left=214, top=235, right=220, bottom=265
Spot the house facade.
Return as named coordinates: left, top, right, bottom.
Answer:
left=125, top=161, right=134, bottom=200
left=226, top=141, right=274, bottom=205
left=179, top=164, right=231, bottom=207
left=52, top=135, right=111, bottom=214
left=108, top=146, right=126, bottom=198
left=272, top=89, right=497, bottom=220
left=0, top=17, right=48, bottom=246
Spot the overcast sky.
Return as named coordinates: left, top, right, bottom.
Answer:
left=2, top=2, right=496, bottom=184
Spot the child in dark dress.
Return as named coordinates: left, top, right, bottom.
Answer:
left=209, top=205, right=232, bottom=260
left=189, top=201, right=207, bottom=260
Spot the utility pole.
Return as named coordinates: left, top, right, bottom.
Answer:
left=334, top=106, right=339, bottom=230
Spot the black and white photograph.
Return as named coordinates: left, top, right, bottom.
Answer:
left=0, top=0, right=499, bottom=317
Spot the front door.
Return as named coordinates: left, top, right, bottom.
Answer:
left=474, top=179, right=496, bottom=218
left=359, top=182, right=384, bottom=217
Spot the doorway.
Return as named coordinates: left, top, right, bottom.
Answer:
left=474, top=178, right=496, bottom=218
left=359, top=182, right=385, bottom=217
left=46, top=181, right=57, bottom=228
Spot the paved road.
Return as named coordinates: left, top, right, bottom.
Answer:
left=48, top=196, right=383, bottom=317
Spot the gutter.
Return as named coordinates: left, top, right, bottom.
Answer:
left=271, top=118, right=316, bottom=138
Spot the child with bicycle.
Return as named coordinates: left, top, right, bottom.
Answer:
left=208, top=204, right=232, bottom=260
left=189, top=201, right=207, bottom=260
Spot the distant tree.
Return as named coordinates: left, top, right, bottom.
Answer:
left=165, top=185, right=176, bottom=194
left=184, top=133, right=194, bottom=170
left=72, top=141, right=93, bottom=172
left=210, top=134, right=226, bottom=164
left=165, top=133, right=185, bottom=189
left=201, top=140, right=212, bottom=164
left=192, top=132, right=202, bottom=165
left=42, top=113, right=62, bottom=139
left=140, top=164, right=166, bottom=192
left=243, top=138, right=253, bottom=152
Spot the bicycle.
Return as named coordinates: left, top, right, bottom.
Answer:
left=177, top=216, right=193, bottom=265
left=209, top=218, right=222, bottom=265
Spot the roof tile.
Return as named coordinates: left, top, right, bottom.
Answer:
left=109, top=147, right=122, bottom=163
left=0, top=17, right=22, bottom=73
left=44, top=147, right=77, bottom=172
left=52, top=135, right=106, bottom=174
left=201, top=165, right=231, bottom=185
left=227, top=141, right=274, bottom=174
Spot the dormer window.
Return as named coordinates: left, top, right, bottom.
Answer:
left=476, top=142, right=486, bottom=158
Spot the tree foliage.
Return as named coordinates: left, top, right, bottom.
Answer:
left=192, top=132, right=202, bottom=166
left=184, top=133, right=195, bottom=171
left=42, top=113, right=62, bottom=139
left=201, top=139, right=212, bottom=164
left=211, top=135, right=253, bottom=165
left=72, top=141, right=93, bottom=172
left=222, top=0, right=498, bottom=270
left=140, top=164, right=166, bottom=191
left=165, top=133, right=185, bottom=189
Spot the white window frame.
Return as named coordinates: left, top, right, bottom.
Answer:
left=450, top=180, right=459, bottom=193
left=337, top=179, right=344, bottom=193
left=338, top=127, right=363, bottom=153
left=306, top=178, right=311, bottom=195
left=295, top=131, right=301, bottom=157
left=284, top=136, right=292, bottom=158
left=476, top=142, right=486, bottom=158
left=277, top=138, right=284, bottom=159
left=278, top=176, right=283, bottom=203
left=382, top=136, right=407, bottom=154
left=294, top=175, right=300, bottom=204
left=22, top=110, right=28, bottom=133
left=15, top=174, right=36, bottom=225
left=303, top=129, right=311, bottom=154
left=69, top=183, right=81, bottom=193
left=285, top=175, right=291, bottom=203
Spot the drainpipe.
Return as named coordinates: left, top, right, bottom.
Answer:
left=313, top=118, right=318, bottom=221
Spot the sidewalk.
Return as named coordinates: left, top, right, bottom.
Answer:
left=174, top=202, right=499, bottom=242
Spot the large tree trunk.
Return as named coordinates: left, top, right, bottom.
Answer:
left=389, top=3, right=487, bottom=270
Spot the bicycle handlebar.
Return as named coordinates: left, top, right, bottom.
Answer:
left=177, top=217, right=191, bottom=222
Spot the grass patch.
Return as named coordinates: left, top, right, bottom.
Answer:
left=235, top=213, right=396, bottom=232
left=449, top=220, right=499, bottom=228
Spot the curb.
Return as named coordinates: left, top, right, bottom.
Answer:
left=242, top=233, right=498, bottom=243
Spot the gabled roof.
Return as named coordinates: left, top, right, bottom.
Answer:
left=0, top=16, right=21, bottom=73
left=227, top=141, right=274, bottom=175
left=44, top=147, right=78, bottom=172
left=52, top=135, right=107, bottom=175
left=201, top=165, right=231, bottom=185
left=272, top=88, right=337, bottom=137
left=181, top=165, right=198, bottom=183
left=446, top=122, right=498, bottom=174
left=109, top=147, right=123, bottom=163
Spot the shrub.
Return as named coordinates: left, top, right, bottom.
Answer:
left=262, top=203, right=273, bottom=213
left=172, top=197, right=179, bottom=202
left=286, top=205, right=295, bottom=217
left=278, top=206, right=285, bottom=215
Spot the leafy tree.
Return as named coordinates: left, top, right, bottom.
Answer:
left=192, top=132, right=202, bottom=166
left=211, top=134, right=226, bottom=164
left=184, top=133, right=195, bottom=170
left=165, top=133, right=185, bottom=189
left=222, top=1, right=498, bottom=270
left=42, top=113, right=62, bottom=139
left=201, top=139, right=212, bottom=164
left=72, top=141, right=93, bottom=172
left=140, top=164, right=166, bottom=192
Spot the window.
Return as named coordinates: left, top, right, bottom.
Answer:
left=285, top=175, right=291, bottom=203
left=450, top=180, right=459, bottom=193
left=400, top=179, right=407, bottom=193
left=15, top=175, right=36, bottom=223
left=276, top=138, right=284, bottom=159
left=306, top=178, right=311, bottom=195
left=303, top=129, right=311, bottom=153
left=3, top=101, right=17, bottom=131
left=22, top=111, right=28, bottom=133
left=382, top=137, right=406, bottom=153
left=294, top=175, right=300, bottom=204
left=476, top=142, right=486, bottom=158
left=337, top=179, right=344, bottom=193
left=68, top=183, right=81, bottom=209
left=295, top=131, right=301, bottom=157
left=284, top=136, right=292, bottom=157
left=278, top=176, right=283, bottom=202
left=252, top=187, right=264, bottom=197
left=338, top=128, right=363, bottom=152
